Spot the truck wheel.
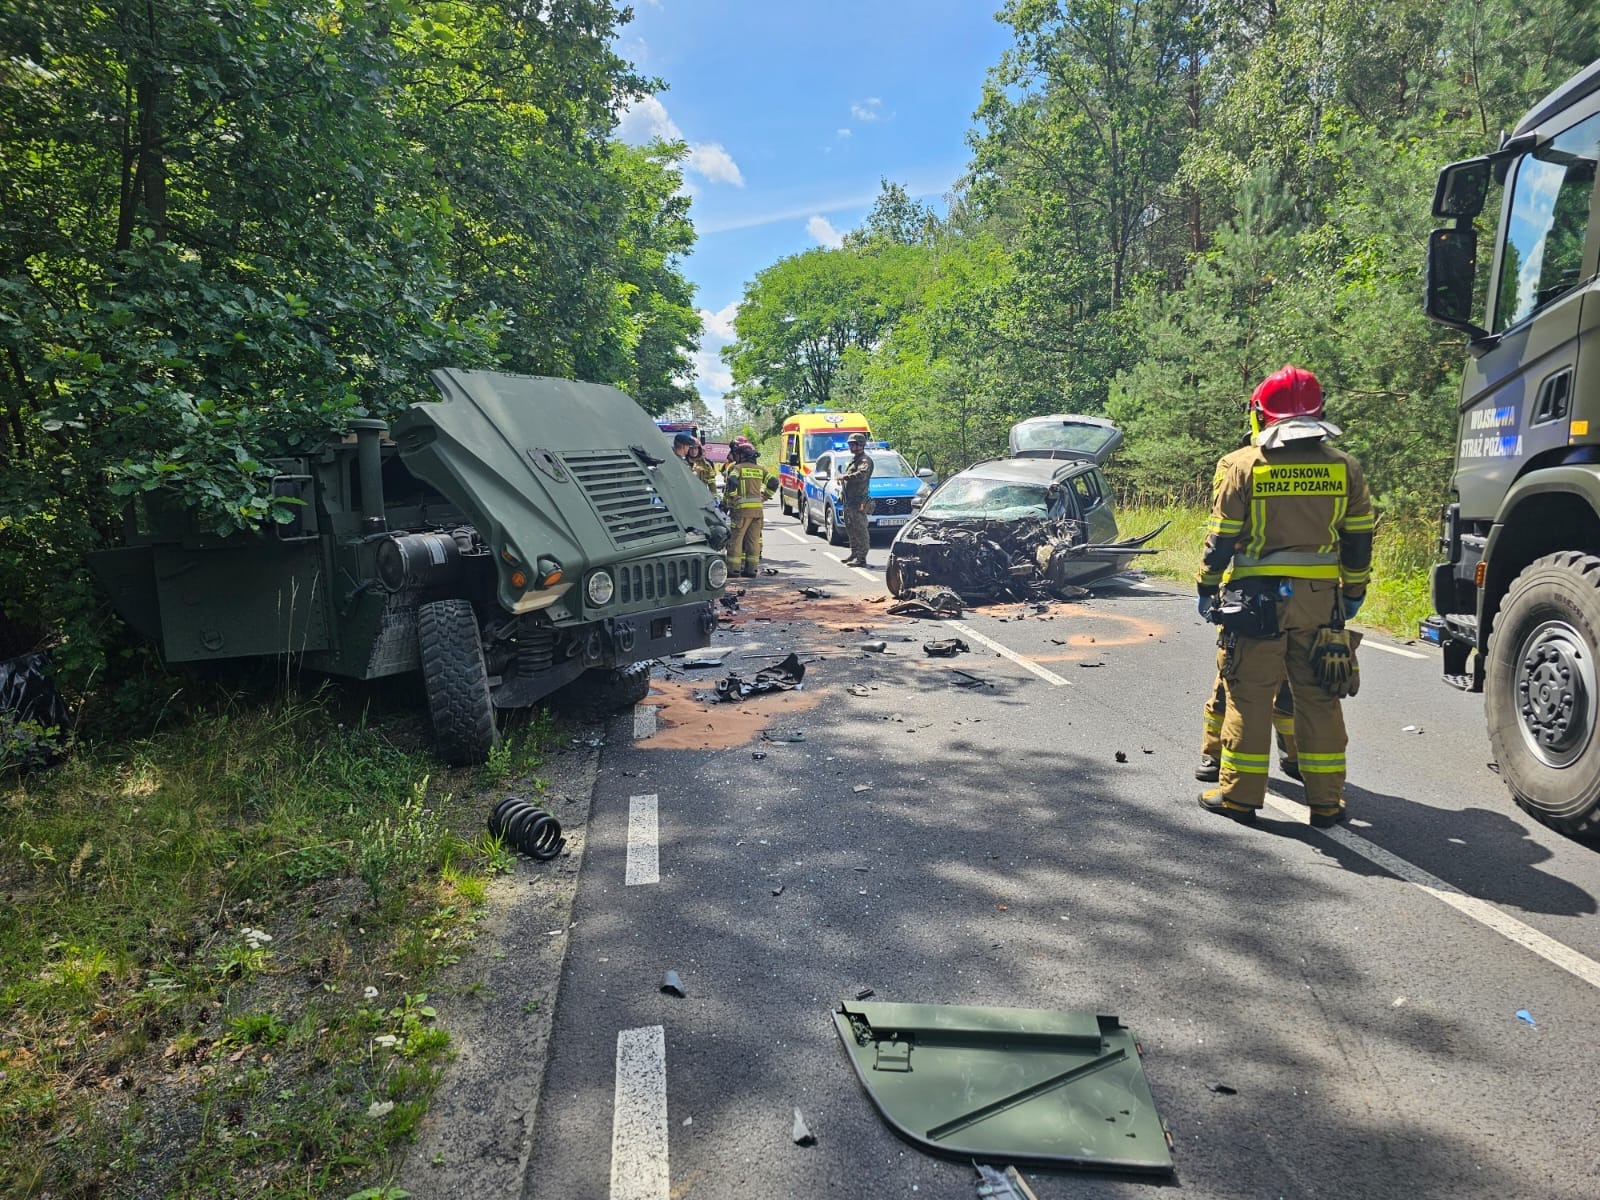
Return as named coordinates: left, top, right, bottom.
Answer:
left=1486, top=551, right=1600, bottom=838
left=417, top=599, right=498, bottom=766
left=560, top=661, right=653, bottom=719
left=826, top=504, right=846, bottom=546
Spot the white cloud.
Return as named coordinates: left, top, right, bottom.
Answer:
left=617, top=94, right=680, bottom=143
left=836, top=128, right=852, bottom=139
left=616, top=96, right=744, bottom=187
left=850, top=97, right=883, bottom=121
left=694, top=302, right=739, bottom=400
left=687, top=143, right=744, bottom=187
left=806, top=215, right=844, bottom=248
left=696, top=175, right=953, bottom=235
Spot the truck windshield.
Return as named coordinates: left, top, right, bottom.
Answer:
left=1493, top=112, right=1600, bottom=332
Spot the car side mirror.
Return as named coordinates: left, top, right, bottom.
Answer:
left=916, top=467, right=935, bottom=480
left=815, top=468, right=831, bottom=480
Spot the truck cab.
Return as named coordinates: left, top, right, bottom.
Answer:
left=1423, top=59, right=1600, bottom=836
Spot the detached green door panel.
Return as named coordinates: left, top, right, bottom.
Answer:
left=153, top=543, right=332, bottom=661
left=833, top=1002, right=1172, bottom=1175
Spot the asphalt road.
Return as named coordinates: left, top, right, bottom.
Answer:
left=521, top=502, right=1600, bottom=1200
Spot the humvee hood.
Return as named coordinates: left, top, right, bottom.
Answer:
left=393, top=370, right=723, bottom=605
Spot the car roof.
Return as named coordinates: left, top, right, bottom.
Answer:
left=945, top=457, right=1091, bottom=485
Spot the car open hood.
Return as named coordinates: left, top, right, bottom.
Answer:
left=1009, top=415, right=1123, bottom=463
left=393, top=370, right=725, bottom=606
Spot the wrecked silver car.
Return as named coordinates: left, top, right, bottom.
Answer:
left=884, top=416, right=1165, bottom=601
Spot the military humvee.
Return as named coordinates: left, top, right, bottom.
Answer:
left=1423, top=59, right=1600, bottom=836
left=89, top=369, right=730, bottom=763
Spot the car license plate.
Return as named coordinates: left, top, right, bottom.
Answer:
left=874, top=516, right=910, bottom=527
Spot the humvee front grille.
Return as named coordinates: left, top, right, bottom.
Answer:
left=617, top=556, right=702, bottom=605
left=561, top=451, right=681, bottom=547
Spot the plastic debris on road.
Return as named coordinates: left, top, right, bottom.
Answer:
left=923, top=638, right=971, bottom=657
left=1516, top=1009, right=1536, bottom=1027
left=1206, top=1082, right=1238, bottom=1095
left=975, top=1164, right=1040, bottom=1200
left=791, top=1108, right=817, bottom=1146
left=715, top=652, right=806, bottom=702
left=661, top=971, right=687, bottom=998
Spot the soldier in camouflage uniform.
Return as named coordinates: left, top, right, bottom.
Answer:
left=839, top=432, right=875, bottom=567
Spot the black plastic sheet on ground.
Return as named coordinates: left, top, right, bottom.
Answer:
left=1, top=653, right=71, bottom=767
left=715, top=652, right=806, bottom=702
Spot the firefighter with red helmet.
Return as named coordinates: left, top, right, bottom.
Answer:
left=1196, top=365, right=1374, bottom=827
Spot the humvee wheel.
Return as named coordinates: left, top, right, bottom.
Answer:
left=1486, top=551, right=1600, bottom=839
left=417, top=599, right=498, bottom=766
left=559, top=661, right=653, bottom=719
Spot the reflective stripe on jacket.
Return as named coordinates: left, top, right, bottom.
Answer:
left=1198, top=438, right=1374, bottom=594
left=727, top=464, right=768, bottom=509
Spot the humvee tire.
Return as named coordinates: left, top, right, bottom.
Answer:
left=558, top=661, right=653, bottom=720
left=1485, top=552, right=1600, bottom=839
left=418, top=599, right=498, bottom=766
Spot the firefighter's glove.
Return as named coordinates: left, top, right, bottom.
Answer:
left=1342, top=594, right=1364, bottom=621
left=1310, top=626, right=1357, bottom=698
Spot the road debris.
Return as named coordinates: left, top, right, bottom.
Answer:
left=1206, top=1082, right=1238, bottom=1095
left=751, top=751, right=767, bottom=760
left=762, top=567, right=780, bottom=575
left=679, top=655, right=725, bottom=669
left=487, top=797, right=565, bottom=860
left=1078, top=661, right=1104, bottom=668
left=949, top=669, right=991, bottom=689
left=660, top=971, right=687, bottom=998
left=923, top=638, right=971, bottom=657
left=975, top=1164, right=1040, bottom=1200
left=715, top=653, right=806, bottom=702
left=771, top=884, right=785, bottom=897
left=855, top=988, right=875, bottom=1000
left=1114, top=751, right=1128, bottom=763
left=847, top=684, right=874, bottom=697
left=858, top=641, right=888, bottom=653
left=886, top=587, right=965, bottom=618
left=797, top=587, right=831, bottom=599
left=791, top=1108, right=817, bottom=1146
left=762, top=729, right=807, bottom=743
left=1403, top=724, right=1424, bottom=734
left=1516, top=1009, right=1536, bottom=1027
left=852, top=784, right=873, bottom=793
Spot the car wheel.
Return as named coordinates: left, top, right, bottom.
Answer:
left=417, top=598, right=498, bottom=766
left=803, top=498, right=819, bottom=536
left=826, top=504, right=846, bottom=546
left=1486, top=551, right=1600, bottom=839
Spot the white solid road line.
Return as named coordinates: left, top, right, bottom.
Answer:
left=1360, top=640, right=1429, bottom=659
left=824, top=551, right=876, bottom=576
left=777, top=525, right=809, bottom=544
left=625, top=793, right=659, bottom=886
left=1263, top=794, right=1600, bottom=991
left=947, top=620, right=1073, bottom=687
left=610, top=1025, right=669, bottom=1200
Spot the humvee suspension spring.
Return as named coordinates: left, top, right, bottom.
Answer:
left=488, top=797, right=564, bottom=860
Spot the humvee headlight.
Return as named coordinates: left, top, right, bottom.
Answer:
left=707, top=558, right=729, bottom=588
left=586, top=570, right=615, bottom=606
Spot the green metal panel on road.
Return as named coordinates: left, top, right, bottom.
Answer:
left=833, top=1002, right=1173, bottom=1175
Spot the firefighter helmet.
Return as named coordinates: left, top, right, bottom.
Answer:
left=1249, top=365, right=1324, bottom=425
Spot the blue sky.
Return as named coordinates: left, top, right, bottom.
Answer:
left=612, top=1, right=1015, bottom=411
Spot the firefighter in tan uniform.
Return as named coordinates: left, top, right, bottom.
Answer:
left=1198, top=678, right=1297, bottom=782
left=723, top=441, right=771, bottom=577
left=1196, top=365, right=1374, bottom=827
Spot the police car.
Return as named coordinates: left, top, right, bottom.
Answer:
left=800, top=445, right=935, bottom=545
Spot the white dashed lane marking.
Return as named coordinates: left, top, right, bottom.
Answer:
left=947, top=620, right=1073, bottom=687
left=610, top=1025, right=669, bottom=1200
left=632, top=704, right=657, bottom=739
left=823, top=552, right=875, bottom=576
left=1360, top=640, right=1429, bottom=660
left=624, top=793, right=659, bottom=886
left=776, top=525, right=809, bottom=544
left=1263, top=793, right=1600, bottom=991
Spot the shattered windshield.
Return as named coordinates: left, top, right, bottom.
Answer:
left=868, top=450, right=914, bottom=477
left=922, top=477, right=1049, bottom=520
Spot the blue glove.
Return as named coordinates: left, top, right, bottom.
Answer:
left=1197, top=594, right=1214, bottom=619
left=1343, top=594, right=1364, bottom=621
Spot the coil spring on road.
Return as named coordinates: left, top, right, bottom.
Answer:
left=488, top=797, right=564, bottom=860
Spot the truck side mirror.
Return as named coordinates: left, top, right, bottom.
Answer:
left=1433, top=158, right=1490, bottom=219
left=1424, top=227, right=1490, bottom=341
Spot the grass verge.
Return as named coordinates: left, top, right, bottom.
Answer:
left=1118, top=501, right=1436, bottom=639
left=0, top=690, right=549, bottom=1200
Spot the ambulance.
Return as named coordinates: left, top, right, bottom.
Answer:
left=776, top=409, right=872, bottom=518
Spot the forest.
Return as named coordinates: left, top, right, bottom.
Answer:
left=722, top=0, right=1600, bottom=513
left=0, top=0, right=699, bottom=678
